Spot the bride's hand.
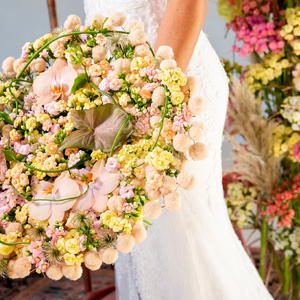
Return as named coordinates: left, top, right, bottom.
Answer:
left=155, top=0, right=208, bottom=73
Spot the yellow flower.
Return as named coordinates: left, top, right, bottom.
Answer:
left=131, top=57, right=146, bottom=71
left=63, top=253, right=77, bottom=265
left=145, top=147, right=175, bottom=170
left=91, top=149, right=107, bottom=162
left=56, top=237, right=67, bottom=255
left=15, top=204, right=29, bottom=224
left=7, top=233, right=18, bottom=243
left=75, top=253, right=84, bottom=265
left=65, top=238, right=80, bottom=255
left=66, top=229, right=80, bottom=240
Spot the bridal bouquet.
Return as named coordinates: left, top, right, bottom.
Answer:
left=0, top=13, right=207, bottom=280
left=219, top=0, right=300, bottom=298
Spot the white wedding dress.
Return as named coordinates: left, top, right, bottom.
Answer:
left=84, top=1, right=273, bottom=299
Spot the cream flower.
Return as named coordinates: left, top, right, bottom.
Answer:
left=28, top=171, right=80, bottom=225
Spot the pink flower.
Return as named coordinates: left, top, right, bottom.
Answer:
left=79, top=235, right=87, bottom=251
left=45, top=226, right=56, bottom=238
left=80, top=26, right=88, bottom=40
left=38, top=259, right=49, bottom=272
left=119, top=184, right=135, bottom=199
left=105, top=157, right=120, bottom=173
left=44, top=102, right=59, bottom=116
left=33, top=58, right=77, bottom=106
left=232, top=45, right=238, bottom=52
left=123, top=203, right=134, bottom=213
left=146, top=171, right=163, bottom=190
left=72, top=160, right=122, bottom=212
left=28, top=240, right=43, bottom=257
left=0, top=148, right=7, bottom=182
left=28, top=171, right=81, bottom=225
left=94, top=220, right=101, bottom=234
left=135, top=113, right=150, bottom=134
left=148, top=103, right=159, bottom=116
left=146, top=68, right=160, bottom=81
left=14, top=142, right=31, bottom=155
left=102, top=95, right=113, bottom=104
left=109, top=77, right=123, bottom=91
left=39, top=49, right=50, bottom=58
left=51, top=123, right=60, bottom=134
left=99, top=78, right=110, bottom=93
left=42, top=119, right=52, bottom=131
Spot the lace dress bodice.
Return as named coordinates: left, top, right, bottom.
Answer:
left=84, top=1, right=274, bottom=299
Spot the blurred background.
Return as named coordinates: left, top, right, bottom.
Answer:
left=0, top=0, right=248, bottom=170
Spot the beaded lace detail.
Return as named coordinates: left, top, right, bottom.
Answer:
left=84, top=1, right=274, bottom=299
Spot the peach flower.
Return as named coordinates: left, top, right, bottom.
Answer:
left=161, top=119, right=175, bottom=140
left=146, top=171, right=163, bottom=190
left=33, top=58, right=77, bottom=106
left=72, top=160, right=122, bottom=212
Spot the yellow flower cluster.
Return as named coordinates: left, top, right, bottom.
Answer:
left=273, top=125, right=300, bottom=157
left=1, top=87, right=22, bottom=104
left=0, top=234, right=14, bottom=255
left=68, top=86, right=102, bottom=110
left=91, top=149, right=108, bottom=162
left=145, top=147, right=175, bottom=170
left=280, top=8, right=300, bottom=55
left=25, top=117, right=37, bottom=132
left=55, top=229, right=84, bottom=266
left=226, top=182, right=256, bottom=229
left=158, top=68, right=187, bottom=105
left=100, top=210, right=132, bottom=233
left=33, top=33, right=54, bottom=51
left=116, top=139, right=154, bottom=168
left=15, top=204, right=29, bottom=224
left=131, top=57, right=147, bottom=72
left=245, top=53, right=290, bottom=91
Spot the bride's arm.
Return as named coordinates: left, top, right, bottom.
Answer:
left=154, top=0, right=208, bottom=72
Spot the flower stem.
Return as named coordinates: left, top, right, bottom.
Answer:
left=282, top=255, right=290, bottom=295
left=13, top=158, right=85, bottom=173
left=0, top=240, right=30, bottom=246
left=146, top=41, right=159, bottom=69
left=259, top=213, right=267, bottom=281
left=89, top=81, right=118, bottom=105
left=11, top=174, right=90, bottom=202
left=143, top=217, right=153, bottom=226
left=151, top=85, right=169, bottom=151
left=110, top=114, right=132, bottom=157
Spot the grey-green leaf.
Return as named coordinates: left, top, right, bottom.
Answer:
left=58, top=104, right=134, bottom=153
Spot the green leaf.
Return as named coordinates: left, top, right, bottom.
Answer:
left=2, top=149, right=16, bottom=161
left=58, top=104, right=135, bottom=153
left=0, top=112, right=13, bottom=125
left=16, top=154, right=26, bottom=161
left=218, top=0, right=241, bottom=21
left=71, top=73, right=87, bottom=94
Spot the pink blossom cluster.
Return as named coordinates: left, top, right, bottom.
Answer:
left=0, top=186, right=21, bottom=217
left=28, top=240, right=50, bottom=272
left=119, top=184, right=135, bottom=199
left=135, top=112, right=150, bottom=134
left=105, top=157, right=120, bottom=173
left=229, top=0, right=284, bottom=57
left=139, top=68, right=160, bottom=81
left=21, top=42, right=32, bottom=60
left=292, top=142, right=300, bottom=162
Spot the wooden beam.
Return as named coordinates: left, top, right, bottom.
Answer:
left=47, top=0, right=58, bottom=30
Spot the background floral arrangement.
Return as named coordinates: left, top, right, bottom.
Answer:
left=219, top=0, right=300, bottom=298
left=0, top=13, right=208, bottom=281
